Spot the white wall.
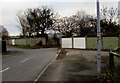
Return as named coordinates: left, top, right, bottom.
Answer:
left=12, top=39, right=15, bottom=45
left=74, top=38, right=86, bottom=49
left=62, top=38, right=72, bottom=48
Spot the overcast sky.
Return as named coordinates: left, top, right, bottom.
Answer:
left=0, top=0, right=119, bottom=36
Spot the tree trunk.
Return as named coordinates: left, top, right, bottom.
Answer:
left=41, top=30, right=45, bottom=35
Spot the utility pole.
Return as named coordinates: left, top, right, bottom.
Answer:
left=97, top=0, right=102, bottom=76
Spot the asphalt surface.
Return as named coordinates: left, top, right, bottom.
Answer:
left=38, top=49, right=109, bottom=82
left=2, top=47, right=58, bottom=81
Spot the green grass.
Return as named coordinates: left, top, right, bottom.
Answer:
left=11, top=45, right=41, bottom=49
left=10, top=44, right=61, bottom=49
left=2, top=51, right=21, bottom=55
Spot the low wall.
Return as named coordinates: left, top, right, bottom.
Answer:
left=8, top=37, right=46, bottom=46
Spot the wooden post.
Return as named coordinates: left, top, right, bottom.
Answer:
left=118, top=35, right=120, bottom=48
left=72, top=36, right=74, bottom=49
left=0, top=39, right=2, bottom=53
left=109, top=52, right=115, bottom=73
left=2, top=40, right=7, bottom=53
left=85, top=36, right=87, bottom=49
left=118, top=36, right=120, bottom=54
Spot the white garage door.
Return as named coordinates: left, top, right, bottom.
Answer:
left=62, top=38, right=72, bottom=48
left=74, top=38, right=86, bottom=49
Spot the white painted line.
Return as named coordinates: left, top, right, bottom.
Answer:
left=34, top=49, right=61, bottom=83
left=21, top=56, right=33, bottom=63
left=0, top=67, right=10, bottom=73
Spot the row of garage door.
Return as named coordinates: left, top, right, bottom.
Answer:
left=61, top=37, right=119, bottom=50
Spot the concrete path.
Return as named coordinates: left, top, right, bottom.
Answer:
left=37, top=49, right=109, bottom=82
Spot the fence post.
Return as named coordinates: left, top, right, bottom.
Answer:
left=2, top=40, right=7, bottom=53
left=101, top=36, right=103, bottom=50
left=0, top=39, right=1, bottom=53
left=85, top=36, right=87, bottom=49
left=72, top=37, right=74, bottom=49
left=109, top=52, right=115, bottom=72
left=118, top=36, right=120, bottom=54
left=118, top=35, right=120, bottom=48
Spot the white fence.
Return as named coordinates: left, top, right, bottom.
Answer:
left=62, top=37, right=86, bottom=49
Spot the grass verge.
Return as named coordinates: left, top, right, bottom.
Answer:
left=12, top=45, right=41, bottom=49
left=8, top=44, right=61, bottom=49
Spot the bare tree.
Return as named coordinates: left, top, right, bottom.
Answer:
left=17, top=11, right=32, bottom=37
left=53, top=10, right=94, bottom=37
left=17, top=6, right=55, bottom=37
left=54, top=16, right=76, bottom=37
left=0, top=25, right=9, bottom=40
left=73, top=11, right=93, bottom=36
left=100, top=7, right=119, bottom=36
left=101, top=7, right=117, bottom=22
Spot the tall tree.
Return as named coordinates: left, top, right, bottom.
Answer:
left=17, top=10, right=33, bottom=37
left=17, top=6, right=55, bottom=37
left=101, top=7, right=120, bottom=36
left=54, top=16, right=76, bottom=37
left=73, top=11, right=94, bottom=36
left=101, top=7, right=117, bottom=22
left=53, top=10, right=95, bottom=37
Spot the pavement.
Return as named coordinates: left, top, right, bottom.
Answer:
left=2, top=47, right=58, bottom=81
left=36, top=49, right=109, bottom=82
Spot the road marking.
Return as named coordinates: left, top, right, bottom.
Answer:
left=0, top=67, right=10, bottom=73
left=34, top=49, right=61, bottom=83
left=21, top=56, right=33, bottom=63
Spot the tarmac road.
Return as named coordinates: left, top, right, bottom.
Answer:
left=2, top=47, right=58, bottom=81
